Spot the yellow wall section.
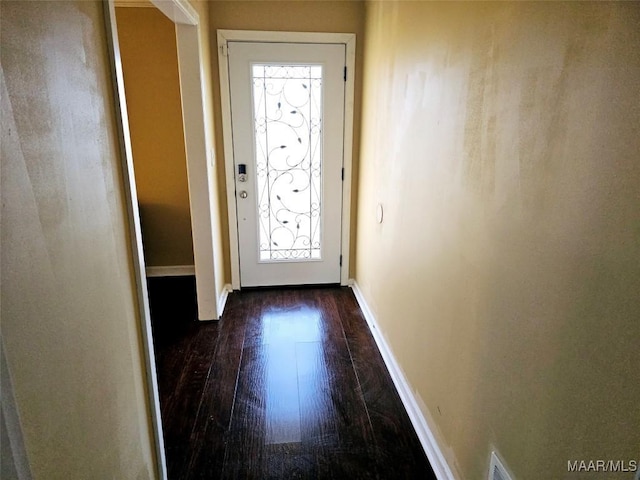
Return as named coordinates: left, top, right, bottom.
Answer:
left=116, top=6, right=194, bottom=267
left=208, top=1, right=365, bottom=280
left=356, top=2, right=640, bottom=479
left=1, top=1, right=156, bottom=478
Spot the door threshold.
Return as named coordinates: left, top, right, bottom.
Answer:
left=239, top=283, right=342, bottom=292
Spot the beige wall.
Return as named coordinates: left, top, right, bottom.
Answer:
left=208, top=1, right=365, bottom=279
left=1, top=1, right=156, bottom=478
left=356, top=2, right=640, bottom=479
left=116, top=6, right=194, bottom=267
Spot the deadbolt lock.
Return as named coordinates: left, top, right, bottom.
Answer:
left=238, top=163, right=247, bottom=182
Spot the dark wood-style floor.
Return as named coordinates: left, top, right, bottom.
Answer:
left=148, top=277, right=435, bottom=479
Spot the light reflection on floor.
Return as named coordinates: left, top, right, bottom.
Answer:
left=261, top=306, right=326, bottom=445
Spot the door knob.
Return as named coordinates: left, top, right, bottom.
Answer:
left=239, top=190, right=248, bottom=199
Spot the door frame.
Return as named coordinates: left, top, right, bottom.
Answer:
left=110, top=0, right=222, bottom=322
left=105, top=0, right=220, bottom=478
left=217, top=30, right=356, bottom=290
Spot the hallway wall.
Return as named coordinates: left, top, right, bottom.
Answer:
left=116, top=6, right=194, bottom=267
left=356, top=2, right=640, bottom=478
left=1, top=1, right=156, bottom=477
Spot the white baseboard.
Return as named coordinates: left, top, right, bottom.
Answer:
left=145, top=265, right=195, bottom=277
left=114, top=1, right=155, bottom=7
left=350, top=281, right=456, bottom=480
left=218, top=284, right=232, bottom=317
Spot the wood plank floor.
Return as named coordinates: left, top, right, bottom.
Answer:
left=148, top=277, right=435, bottom=479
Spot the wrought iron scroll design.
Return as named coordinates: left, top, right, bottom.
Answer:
left=252, top=65, right=323, bottom=261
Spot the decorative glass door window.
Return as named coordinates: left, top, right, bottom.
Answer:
left=252, top=65, right=323, bottom=261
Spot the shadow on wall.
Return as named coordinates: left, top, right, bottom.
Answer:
left=138, top=202, right=195, bottom=267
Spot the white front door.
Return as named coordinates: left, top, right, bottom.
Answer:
left=227, top=41, right=346, bottom=287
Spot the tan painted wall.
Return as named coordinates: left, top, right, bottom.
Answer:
left=116, top=6, right=194, bottom=267
left=208, top=1, right=365, bottom=279
left=356, top=2, right=640, bottom=479
left=1, top=1, right=156, bottom=478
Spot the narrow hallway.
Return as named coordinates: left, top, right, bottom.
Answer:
left=149, top=279, right=434, bottom=479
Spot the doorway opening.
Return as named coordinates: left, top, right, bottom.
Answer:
left=105, top=0, right=222, bottom=478
left=217, top=30, right=356, bottom=289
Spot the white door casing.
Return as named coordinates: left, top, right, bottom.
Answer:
left=218, top=30, right=356, bottom=289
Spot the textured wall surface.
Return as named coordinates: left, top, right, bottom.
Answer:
left=1, top=1, right=155, bottom=478
left=356, top=2, right=640, bottom=479
left=116, top=6, right=194, bottom=267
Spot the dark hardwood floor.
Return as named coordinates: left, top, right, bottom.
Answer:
left=148, top=277, right=435, bottom=480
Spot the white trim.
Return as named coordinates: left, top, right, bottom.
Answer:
left=350, top=281, right=456, bottom=480
left=218, top=29, right=356, bottom=44
left=114, top=0, right=154, bottom=8
left=150, top=0, right=197, bottom=25
left=217, top=284, right=233, bottom=317
left=176, top=22, right=220, bottom=321
left=103, top=2, right=167, bottom=479
left=217, top=30, right=356, bottom=289
left=145, top=265, right=195, bottom=277
left=340, top=35, right=356, bottom=286
left=217, top=30, right=240, bottom=290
